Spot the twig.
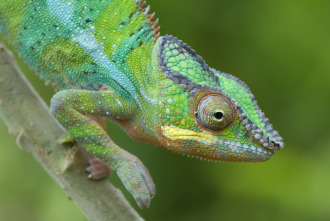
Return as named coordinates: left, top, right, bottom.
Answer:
left=0, top=43, right=144, bottom=221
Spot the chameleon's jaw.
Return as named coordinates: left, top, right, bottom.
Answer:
left=161, top=125, right=275, bottom=162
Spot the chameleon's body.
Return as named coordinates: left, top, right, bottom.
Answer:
left=0, top=0, right=283, bottom=208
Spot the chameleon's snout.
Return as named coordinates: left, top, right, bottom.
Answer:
left=231, top=98, right=284, bottom=152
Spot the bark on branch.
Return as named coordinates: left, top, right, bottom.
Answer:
left=0, top=43, right=143, bottom=221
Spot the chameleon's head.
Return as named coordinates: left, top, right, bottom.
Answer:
left=156, top=35, right=284, bottom=162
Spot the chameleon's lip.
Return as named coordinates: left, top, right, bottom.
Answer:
left=219, top=139, right=274, bottom=158
left=161, top=125, right=274, bottom=161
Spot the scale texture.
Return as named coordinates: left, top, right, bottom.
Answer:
left=0, top=0, right=284, bottom=208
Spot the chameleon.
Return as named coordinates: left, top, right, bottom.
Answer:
left=0, top=0, right=284, bottom=208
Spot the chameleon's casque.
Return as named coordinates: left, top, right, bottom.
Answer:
left=0, top=0, right=283, bottom=208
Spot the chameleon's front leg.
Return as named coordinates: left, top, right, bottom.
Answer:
left=50, top=89, right=155, bottom=208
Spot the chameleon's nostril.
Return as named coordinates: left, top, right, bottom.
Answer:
left=269, top=140, right=284, bottom=150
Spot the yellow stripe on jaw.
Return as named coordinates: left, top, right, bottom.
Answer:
left=161, top=125, right=218, bottom=145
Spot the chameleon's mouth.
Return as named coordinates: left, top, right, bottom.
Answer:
left=216, top=139, right=274, bottom=160
left=161, top=125, right=274, bottom=161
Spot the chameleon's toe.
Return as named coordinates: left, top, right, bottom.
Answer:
left=57, top=134, right=76, bottom=145
left=86, top=157, right=112, bottom=180
left=116, top=152, right=156, bottom=208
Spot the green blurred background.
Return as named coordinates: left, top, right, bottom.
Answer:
left=1, top=0, right=330, bottom=220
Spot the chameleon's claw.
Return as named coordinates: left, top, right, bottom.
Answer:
left=86, top=157, right=112, bottom=180
left=116, top=152, right=156, bottom=208
left=57, top=134, right=76, bottom=145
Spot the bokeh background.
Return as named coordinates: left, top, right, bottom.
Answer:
left=1, top=0, right=330, bottom=220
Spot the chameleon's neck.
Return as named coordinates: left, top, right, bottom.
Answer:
left=130, top=38, right=163, bottom=144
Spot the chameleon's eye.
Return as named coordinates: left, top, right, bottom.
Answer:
left=197, top=94, right=234, bottom=130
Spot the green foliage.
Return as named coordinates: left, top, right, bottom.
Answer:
left=1, top=0, right=330, bottom=220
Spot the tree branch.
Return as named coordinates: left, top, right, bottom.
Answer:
left=0, top=43, right=144, bottom=221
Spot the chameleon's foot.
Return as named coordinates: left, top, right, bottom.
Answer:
left=116, top=152, right=156, bottom=208
left=58, top=134, right=76, bottom=145
left=59, top=145, right=78, bottom=174
left=86, top=157, right=112, bottom=180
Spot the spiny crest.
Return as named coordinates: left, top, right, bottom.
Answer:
left=136, top=0, right=160, bottom=41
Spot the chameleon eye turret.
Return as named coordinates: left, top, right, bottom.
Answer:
left=197, top=94, right=234, bottom=130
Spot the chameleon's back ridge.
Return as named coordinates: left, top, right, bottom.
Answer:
left=0, top=0, right=159, bottom=95
left=0, top=0, right=283, bottom=209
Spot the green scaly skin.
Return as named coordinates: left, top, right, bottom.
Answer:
left=0, top=0, right=284, bottom=208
